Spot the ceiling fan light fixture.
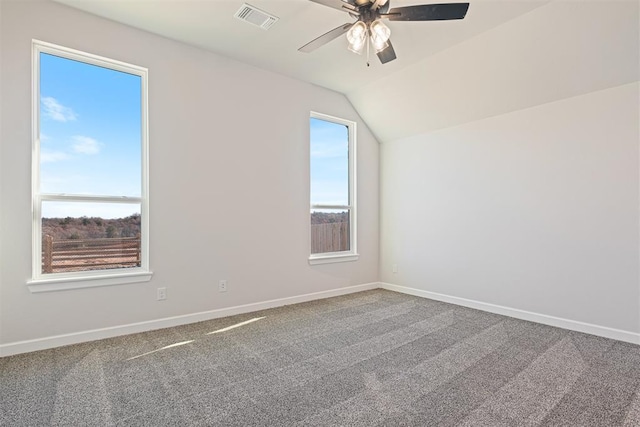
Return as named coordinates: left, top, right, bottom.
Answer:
left=370, top=19, right=391, bottom=53
left=346, top=21, right=368, bottom=54
left=370, top=19, right=390, bottom=40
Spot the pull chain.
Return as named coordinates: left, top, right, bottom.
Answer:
left=366, top=31, right=371, bottom=67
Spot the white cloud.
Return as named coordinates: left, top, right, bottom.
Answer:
left=41, top=151, right=70, bottom=163
left=41, top=97, right=77, bottom=122
left=72, top=136, right=102, bottom=155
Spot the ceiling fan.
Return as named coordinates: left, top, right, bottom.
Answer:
left=299, top=0, right=470, bottom=65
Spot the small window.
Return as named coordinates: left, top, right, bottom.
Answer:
left=30, top=40, right=150, bottom=289
left=309, top=112, right=358, bottom=264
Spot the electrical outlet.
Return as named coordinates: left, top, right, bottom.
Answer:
left=219, top=280, right=228, bottom=292
left=392, top=264, right=398, bottom=273
left=157, top=287, right=167, bottom=300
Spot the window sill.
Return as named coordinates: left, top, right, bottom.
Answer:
left=27, top=270, right=153, bottom=293
left=309, top=253, right=359, bottom=265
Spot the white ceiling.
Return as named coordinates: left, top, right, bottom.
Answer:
left=53, top=0, right=548, bottom=96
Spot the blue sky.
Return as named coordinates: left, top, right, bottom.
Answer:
left=310, top=117, right=349, bottom=208
left=39, top=53, right=142, bottom=219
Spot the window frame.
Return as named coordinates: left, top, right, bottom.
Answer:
left=28, top=40, right=152, bottom=292
left=308, top=111, right=358, bottom=264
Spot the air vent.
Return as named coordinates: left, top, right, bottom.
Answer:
left=234, top=4, right=279, bottom=30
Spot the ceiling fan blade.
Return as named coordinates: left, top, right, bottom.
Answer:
left=309, top=0, right=358, bottom=14
left=379, top=0, right=391, bottom=14
left=385, top=3, right=469, bottom=21
left=377, top=39, right=397, bottom=64
left=299, top=23, right=354, bottom=53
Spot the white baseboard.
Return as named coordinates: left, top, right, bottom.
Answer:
left=0, top=282, right=379, bottom=357
left=380, top=282, right=640, bottom=345
left=3, top=281, right=637, bottom=357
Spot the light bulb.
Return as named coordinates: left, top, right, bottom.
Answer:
left=370, top=20, right=390, bottom=52
left=347, top=21, right=367, bottom=54
left=347, top=21, right=367, bottom=44
left=371, top=37, right=389, bottom=53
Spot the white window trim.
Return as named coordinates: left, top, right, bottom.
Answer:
left=29, top=40, right=152, bottom=292
left=308, top=111, right=358, bottom=264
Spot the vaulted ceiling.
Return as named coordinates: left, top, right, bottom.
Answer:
left=53, top=0, right=638, bottom=143
left=53, top=0, right=547, bottom=93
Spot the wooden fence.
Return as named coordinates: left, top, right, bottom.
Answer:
left=311, top=222, right=349, bottom=254
left=42, top=235, right=141, bottom=273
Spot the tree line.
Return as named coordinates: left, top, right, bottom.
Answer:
left=311, top=211, right=348, bottom=225
left=43, top=211, right=342, bottom=240
left=42, top=214, right=141, bottom=240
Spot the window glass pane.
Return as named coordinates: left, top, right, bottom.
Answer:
left=310, top=209, right=350, bottom=254
left=39, top=53, right=142, bottom=196
left=310, top=118, right=348, bottom=206
left=41, top=201, right=141, bottom=274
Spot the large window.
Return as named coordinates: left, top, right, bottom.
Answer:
left=30, top=40, right=150, bottom=290
left=309, top=112, right=357, bottom=263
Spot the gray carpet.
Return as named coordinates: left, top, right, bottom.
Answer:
left=1, top=289, right=640, bottom=426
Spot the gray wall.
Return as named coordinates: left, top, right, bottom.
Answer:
left=0, top=0, right=380, bottom=347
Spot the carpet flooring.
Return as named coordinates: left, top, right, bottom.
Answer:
left=1, top=289, right=640, bottom=426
